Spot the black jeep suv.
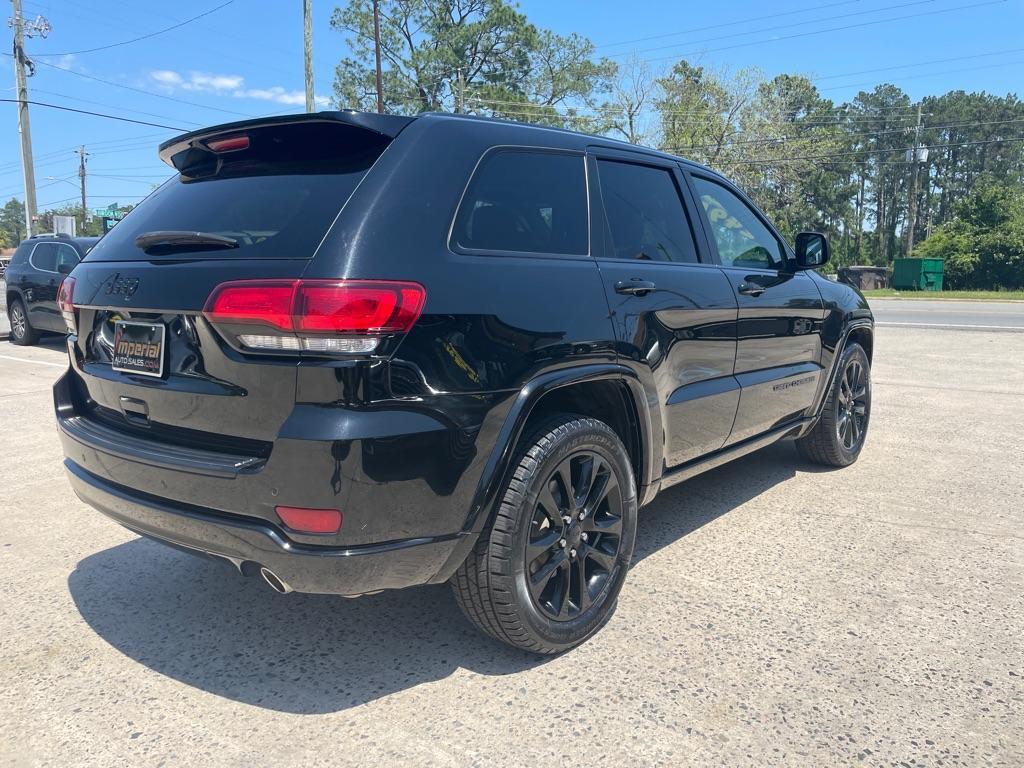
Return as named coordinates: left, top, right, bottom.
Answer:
left=6, top=234, right=99, bottom=345
left=54, top=111, right=873, bottom=653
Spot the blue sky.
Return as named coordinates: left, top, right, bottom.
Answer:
left=2, top=0, right=1022, bottom=211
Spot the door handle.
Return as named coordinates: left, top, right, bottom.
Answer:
left=737, top=281, right=766, bottom=297
left=615, top=279, right=657, bottom=296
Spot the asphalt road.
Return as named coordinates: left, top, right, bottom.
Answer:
left=1, top=327, right=1023, bottom=767
left=869, top=297, right=1024, bottom=330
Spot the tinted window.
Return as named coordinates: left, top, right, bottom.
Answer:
left=692, top=176, right=784, bottom=270
left=56, top=243, right=80, bottom=271
left=596, top=159, right=699, bottom=263
left=84, top=122, right=388, bottom=262
left=31, top=242, right=58, bottom=272
left=453, top=150, right=587, bottom=255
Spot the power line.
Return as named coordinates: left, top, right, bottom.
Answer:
left=671, top=118, right=1024, bottom=153
left=644, top=0, right=1009, bottom=63
left=610, top=0, right=939, bottom=59
left=688, top=136, right=1024, bottom=164
left=30, top=87, right=204, bottom=127
left=818, top=58, right=1024, bottom=92
left=466, top=96, right=927, bottom=126
left=23, top=55, right=257, bottom=119
left=0, top=174, right=73, bottom=199
left=37, top=0, right=233, bottom=56
left=0, top=98, right=188, bottom=130
left=809, top=46, right=1024, bottom=81
left=467, top=100, right=1024, bottom=153
left=595, top=0, right=861, bottom=49
left=466, top=96, right=930, bottom=127
left=37, top=195, right=145, bottom=210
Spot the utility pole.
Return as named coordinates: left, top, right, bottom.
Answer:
left=9, top=0, right=50, bottom=239
left=303, top=0, right=314, bottom=113
left=456, top=68, right=464, bottom=114
left=372, top=0, right=384, bottom=113
left=77, top=145, right=88, bottom=231
left=905, top=102, right=924, bottom=257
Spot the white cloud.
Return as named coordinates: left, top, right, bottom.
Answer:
left=150, top=70, right=183, bottom=86
left=37, top=53, right=80, bottom=72
left=149, top=70, right=331, bottom=109
left=184, top=72, right=245, bottom=92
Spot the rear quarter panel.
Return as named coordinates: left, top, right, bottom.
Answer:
left=290, top=117, right=621, bottom=546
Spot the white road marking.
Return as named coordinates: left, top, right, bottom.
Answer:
left=0, top=353, right=67, bottom=368
left=876, top=322, right=1022, bottom=331
left=873, top=307, right=1024, bottom=313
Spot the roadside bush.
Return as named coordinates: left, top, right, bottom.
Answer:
left=911, top=181, right=1024, bottom=290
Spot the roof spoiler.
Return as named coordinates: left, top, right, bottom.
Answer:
left=157, top=110, right=416, bottom=169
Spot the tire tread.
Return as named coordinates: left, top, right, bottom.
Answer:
left=452, top=415, right=630, bottom=654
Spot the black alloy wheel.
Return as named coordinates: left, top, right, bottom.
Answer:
left=836, top=357, right=869, bottom=451
left=796, top=342, right=871, bottom=467
left=8, top=298, right=40, bottom=346
left=526, top=451, right=623, bottom=621
left=452, top=415, right=637, bottom=654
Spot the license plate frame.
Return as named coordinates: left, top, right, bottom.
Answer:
left=111, top=320, right=166, bottom=378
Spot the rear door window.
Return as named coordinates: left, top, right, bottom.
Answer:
left=452, top=150, right=588, bottom=256
left=30, top=242, right=58, bottom=272
left=56, top=243, right=80, bottom=272
left=84, top=121, right=392, bottom=262
left=595, top=159, right=700, bottom=263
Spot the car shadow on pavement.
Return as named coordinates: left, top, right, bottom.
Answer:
left=68, top=440, right=806, bottom=714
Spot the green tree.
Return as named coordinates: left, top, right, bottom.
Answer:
left=656, top=61, right=760, bottom=167
left=914, top=180, right=1024, bottom=289
left=600, top=55, right=655, bottom=145
left=735, top=75, right=854, bottom=251
left=1, top=198, right=26, bottom=246
left=330, top=0, right=613, bottom=128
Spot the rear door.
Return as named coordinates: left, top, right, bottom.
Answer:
left=589, top=149, right=739, bottom=469
left=66, top=118, right=399, bottom=446
left=24, top=241, right=66, bottom=331
left=687, top=172, right=825, bottom=445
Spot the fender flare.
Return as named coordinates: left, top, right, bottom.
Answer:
left=429, top=363, right=656, bottom=583
left=806, top=317, right=874, bottom=427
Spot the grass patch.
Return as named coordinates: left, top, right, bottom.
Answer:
left=862, top=288, right=1024, bottom=301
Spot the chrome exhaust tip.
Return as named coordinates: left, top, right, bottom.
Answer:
left=259, top=567, right=293, bottom=594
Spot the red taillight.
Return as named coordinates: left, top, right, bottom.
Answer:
left=275, top=506, right=342, bottom=534
left=205, top=134, right=250, bottom=152
left=202, top=279, right=426, bottom=355
left=58, top=276, right=77, bottom=333
left=296, top=282, right=426, bottom=334
left=204, top=280, right=297, bottom=330
left=57, top=276, right=76, bottom=313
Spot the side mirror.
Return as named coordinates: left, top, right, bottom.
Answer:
left=795, top=232, right=830, bottom=269
left=57, top=262, right=73, bottom=275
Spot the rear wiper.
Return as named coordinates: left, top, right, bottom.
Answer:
left=135, top=231, right=239, bottom=254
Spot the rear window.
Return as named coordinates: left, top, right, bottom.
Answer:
left=30, top=242, right=58, bottom=271
left=85, top=122, right=390, bottom=262
left=452, top=149, right=588, bottom=256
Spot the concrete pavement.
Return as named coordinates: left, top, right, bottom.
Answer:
left=869, top=297, right=1024, bottom=330
left=0, top=327, right=1022, bottom=767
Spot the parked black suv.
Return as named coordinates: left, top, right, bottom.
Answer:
left=6, top=233, right=99, bottom=345
left=54, top=112, right=873, bottom=653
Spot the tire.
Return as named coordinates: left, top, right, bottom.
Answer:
left=797, top=342, right=871, bottom=467
left=452, top=414, right=638, bottom=654
left=8, top=298, right=40, bottom=346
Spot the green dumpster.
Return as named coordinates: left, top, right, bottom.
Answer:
left=892, top=258, right=944, bottom=291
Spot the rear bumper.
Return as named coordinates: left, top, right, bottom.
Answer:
left=64, top=458, right=465, bottom=595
